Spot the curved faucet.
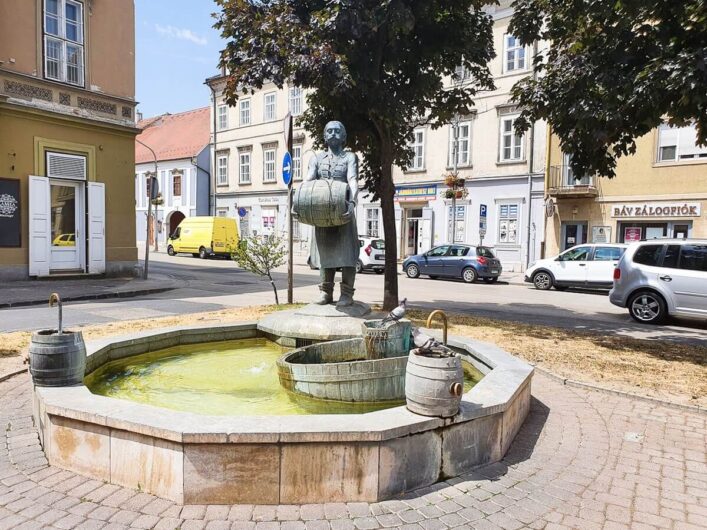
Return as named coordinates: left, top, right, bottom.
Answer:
left=49, top=293, right=63, bottom=334
left=426, top=310, right=448, bottom=346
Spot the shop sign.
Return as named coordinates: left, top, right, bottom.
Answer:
left=624, top=227, right=642, bottom=242
left=592, top=226, right=611, bottom=243
left=257, top=196, right=281, bottom=204
left=611, top=202, right=701, bottom=218
left=0, top=178, right=21, bottom=247
left=395, top=185, right=437, bottom=202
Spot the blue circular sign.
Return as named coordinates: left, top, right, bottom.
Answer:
left=238, top=207, right=247, bottom=218
left=282, top=151, right=293, bottom=186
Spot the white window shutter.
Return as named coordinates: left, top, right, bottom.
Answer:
left=29, top=176, right=51, bottom=276
left=87, top=182, right=106, bottom=274
left=422, top=208, right=434, bottom=252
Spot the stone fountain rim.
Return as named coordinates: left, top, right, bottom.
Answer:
left=34, top=321, right=533, bottom=445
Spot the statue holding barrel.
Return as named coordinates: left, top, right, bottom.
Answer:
left=292, top=121, right=359, bottom=307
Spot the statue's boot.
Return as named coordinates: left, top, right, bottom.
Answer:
left=316, top=282, right=334, bottom=305
left=337, top=282, right=355, bottom=307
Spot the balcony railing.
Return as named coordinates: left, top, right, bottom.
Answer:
left=547, top=165, right=598, bottom=198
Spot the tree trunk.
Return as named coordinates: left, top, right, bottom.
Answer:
left=379, top=141, right=399, bottom=311
left=269, top=276, right=279, bottom=305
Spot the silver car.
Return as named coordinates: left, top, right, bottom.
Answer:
left=609, top=239, right=707, bottom=324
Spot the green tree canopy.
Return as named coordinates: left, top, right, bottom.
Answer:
left=510, top=0, right=707, bottom=178
left=215, top=0, right=496, bottom=309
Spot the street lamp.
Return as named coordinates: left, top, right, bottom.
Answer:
left=136, top=138, right=158, bottom=280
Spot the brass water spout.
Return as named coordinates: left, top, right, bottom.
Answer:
left=49, top=293, right=63, bottom=334
left=426, top=310, right=448, bottom=346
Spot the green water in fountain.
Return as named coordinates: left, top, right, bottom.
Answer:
left=85, top=338, right=482, bottom=416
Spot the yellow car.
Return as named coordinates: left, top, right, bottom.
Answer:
left=52, top=233, right=76, bottom=246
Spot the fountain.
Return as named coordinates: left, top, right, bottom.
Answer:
left=30, top=121, right=533, bottom=505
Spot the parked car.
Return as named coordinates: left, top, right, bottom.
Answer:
left=402, top=244, right=502, bottom=283
left=167, top=216, right=239, bottom=259
left=357, top=237, right=385, bottom=274
left=525, top=243, right=627, bottom=291
left=610, top=239, right=707, bottom=324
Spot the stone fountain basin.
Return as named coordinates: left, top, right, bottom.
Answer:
left=277, top=338, right=407, bottom=402
left=32, top=322, right=533, bottom=505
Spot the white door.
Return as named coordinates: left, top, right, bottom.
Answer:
left=88, top=182, right=106, bottom=274
left=49, top=181, right=83, bottom=271
left=421, top=208, right=433, bottom=252
left=29, top=176, right=51, bottom=276
left=553, top=245, right=591, bottom=283
left=585, top=246, right=624, bottom=286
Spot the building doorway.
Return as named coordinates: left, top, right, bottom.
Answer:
left=49, top=180, right=83, bottom=271
left=168, top=211, right=185, bottom=238
left=404, top=208, right=423, bottom=256
left=560, top=221, right=588, bottom=251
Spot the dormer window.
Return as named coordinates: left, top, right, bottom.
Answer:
left=44, top=0, right=85, bottom=87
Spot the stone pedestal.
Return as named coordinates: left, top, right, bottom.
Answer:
left=258, top=302, right=382, bottom=345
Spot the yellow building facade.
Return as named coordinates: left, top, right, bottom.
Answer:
left=544, top=126, right=707, bottom=256
left=0, top=0, right=138, bottom=280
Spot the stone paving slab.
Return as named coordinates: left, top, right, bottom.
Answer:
left=1, top=372, right=706, bottom=529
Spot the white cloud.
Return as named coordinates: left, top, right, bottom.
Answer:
left=155, top=24, right=207, bottom=46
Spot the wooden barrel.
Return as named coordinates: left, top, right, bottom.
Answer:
left=361, top=320, right=411, bottom=360
left=292, top=179, right=350, bottom=227
left=405, top=352, right=464, bottom=417
left=29, top=330, right=86, bottom=387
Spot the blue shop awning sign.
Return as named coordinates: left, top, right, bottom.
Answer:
left=395, top=184, right=437, bottom=202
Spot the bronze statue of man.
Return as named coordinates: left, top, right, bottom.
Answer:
left=306, top=121, right=359, bottom=307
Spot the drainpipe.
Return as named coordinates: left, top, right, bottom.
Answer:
left=524, top=41, right=539, bottom=270
left=207, top=81, right=218, bottom=216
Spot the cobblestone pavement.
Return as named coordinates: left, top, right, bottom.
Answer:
left=1, top=372, right=705, bottom=530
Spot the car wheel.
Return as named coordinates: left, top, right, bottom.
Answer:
left=628, top=290, right=667, bottom=324
left=167, top=245, right=175, bottom=256
left=355, top=260, right=363, bottom=274
left=199, top=247, right=208, bottom=259
left=462, top=267, right=477, bottom=283
left=532, top=271, right=553, bottom=290
left=375, top=269, right=384, bottom=274
left=405, top=263, right=420, bottom=279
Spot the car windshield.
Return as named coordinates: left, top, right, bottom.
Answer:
left=427, top=246, right=449, bottom=257
left=476, top=247, right=495, bottom=258
left=371, top=240, right=385, bottom=250
left=171, top=227, right=181, bottom=239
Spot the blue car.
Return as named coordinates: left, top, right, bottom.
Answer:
left=402, top=244, right=503, bottom=283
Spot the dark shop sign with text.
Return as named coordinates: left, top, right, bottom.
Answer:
left=0, top=178, right=21, bottom=247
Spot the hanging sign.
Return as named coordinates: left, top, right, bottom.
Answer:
left=0, top=178, right=21, bottom=247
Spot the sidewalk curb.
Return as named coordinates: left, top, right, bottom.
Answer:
left=532, top=364, right=705, bottom=415
left=0, top=368, right=27, bottom=383
left=0, top=286, right=176, bottom=309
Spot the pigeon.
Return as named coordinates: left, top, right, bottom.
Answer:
left=411, top=327, right=441, bottom=350
left=380, top=298, right=407, bottom=326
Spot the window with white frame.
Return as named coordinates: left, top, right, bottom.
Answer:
left=239, top=99, right=251, bottom=126
left=657, top=123, right=707, bottom=162
left=500, top=116, right=524, bottom=162
left=217, top=154, right=228, bottom=186
left=498, top=203, right=519, bottom=244
left=504, top=35, right=527, bottom=73
left=217, top=105, right=228, bottom=130
left=453, top=64, right=472, bottom=84
left=44, top=0, right=84, bottom=86
left=264, top=92, right=277, bottom=121
left=448, top=121, right=471, bottom=167
left=263, top=146, right=277, bottom=183
left=289, top=87, right=303, bottom=116
left=409, top=128, right=425, bottom=170
left=365, top=208, right=380, bottom=237
left=239, top=149, right=251, bottom=184
left=292, top=144, right=303, bottom=181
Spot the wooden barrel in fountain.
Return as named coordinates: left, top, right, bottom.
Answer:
left=361, top=320, right=411, bottom=359
left=405, top=351, right=464, bottom=418
left=292, top=179, right=351, bottom=227
left=29, top=330, right=86, bottom=387
left=277, top=338, right=407, bottom=402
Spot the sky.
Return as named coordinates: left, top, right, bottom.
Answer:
left=135, top=0, right=224, bottom=119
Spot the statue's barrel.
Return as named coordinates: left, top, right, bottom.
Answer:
left=293, top=180, right=351, bottom=227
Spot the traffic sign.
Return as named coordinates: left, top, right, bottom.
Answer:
left=282, top=151, right=293, bottom=186
left=238, top=207, right=247, bottom=218
left=479, top=203, right=487, bottom=219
